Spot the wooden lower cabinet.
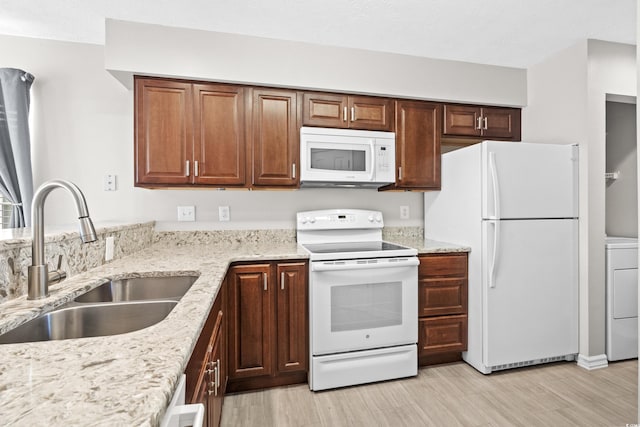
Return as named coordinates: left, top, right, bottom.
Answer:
left=226, top=261, right=308, bottom=392
left=185, top=285, right=226, bottom=427
left=418, top=252, right=469, bottom=366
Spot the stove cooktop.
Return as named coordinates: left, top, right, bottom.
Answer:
left=303, top=241, right=408, bottom=254
left=301, top=240, right=417, bottom=261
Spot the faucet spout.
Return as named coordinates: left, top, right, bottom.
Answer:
left=28, top=180, right=97, bottom=300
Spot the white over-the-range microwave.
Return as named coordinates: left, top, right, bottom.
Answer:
left=299, top=127, right=396, bottom=188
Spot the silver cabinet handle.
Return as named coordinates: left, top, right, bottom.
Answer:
left=476, top=116, right=483, bottom=130
left=292, top=163, right=296, bottom=179
left=343, top=106, right=347, bottom=121
left=194, top=160, right=199, bottom=177
left=215, top=358, right=220, bottom=395
left=398, top=166, right=402, bottom=181
left=280, top=272, right=285, bottom=290
left=351, top=106, right=355, bottom=122
left=483, top=117, right=488, bottom=130
left=185, top=160, right=190, bottom=177
left=263, top=272, right=267, bottom=291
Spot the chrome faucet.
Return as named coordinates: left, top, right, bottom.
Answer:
left=27, top=180, right=97, bottom=300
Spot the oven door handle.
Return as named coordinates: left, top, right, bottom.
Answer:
left=311, top=258, right=419, bottom=272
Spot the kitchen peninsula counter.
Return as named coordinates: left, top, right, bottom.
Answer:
left=0, top=235, right=467, bottom=426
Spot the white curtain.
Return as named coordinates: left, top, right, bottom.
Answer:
left=0, top=68, right=34, bottom=227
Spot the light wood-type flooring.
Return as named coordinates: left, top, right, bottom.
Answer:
left=221, top=360, right=637, bottom=427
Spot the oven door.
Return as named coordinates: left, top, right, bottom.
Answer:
left=310, top=257, right=419, bottom=355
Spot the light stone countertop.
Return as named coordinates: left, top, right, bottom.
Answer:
left=0, top=237, right=468, bottom=426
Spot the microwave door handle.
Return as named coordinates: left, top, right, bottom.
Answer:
left=368, top=140, right=375, bottom=181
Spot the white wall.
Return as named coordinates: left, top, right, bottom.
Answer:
left=1, top=22, right=530, bottom=231
left=105, top=19, right=527, bottom=107
left=0, top=35, right=424, bottom=229
left=523, top=40, right=636, bottom=360
left=0, top=35, right=137, bottom=227
left=606, top=101, right=637, bottom=237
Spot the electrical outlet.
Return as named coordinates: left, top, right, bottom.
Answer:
left=105, top=236, right=115, bottom=261
left=219, top=206, right=230, bottom=222
left=400, top=205, right=410, bottom=220
left=103, top=174, right=116, bottom=191
left=177, top=206, right=195, bottom=221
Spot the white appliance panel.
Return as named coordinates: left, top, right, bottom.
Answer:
left=481, top=219, right=578, bottom=367
left=310, top=344, right=417, bottom=391
left=606, top=238, right=638, bottom=361
left=481, top=141, right=577, bottom=220
left=613, top=269, right=638, bottom=319
left=310, top=261, right=418, bottom=355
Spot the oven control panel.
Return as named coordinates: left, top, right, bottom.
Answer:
left=297, top=209, right=384, bottom=230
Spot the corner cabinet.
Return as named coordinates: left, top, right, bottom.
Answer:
left=185, top=285, right=226, bottom=427
left=301, top=92, right=395, bottom=131
left=135, top=77, right=246, bottom=187
left=250, top=88, right=299, bottom=187
left=226, top=261, right=308, bottom=392
left=418, top=252, right=468, bottom=366
left=443, top=104, right=521, bottom=140
left=383, top=100, right=441, bottom=190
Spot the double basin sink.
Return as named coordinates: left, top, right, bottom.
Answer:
left=0, top=275, right=198, bottom=345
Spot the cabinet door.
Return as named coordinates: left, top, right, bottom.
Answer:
left=227, top=264, right=274, bottom=378
left=419, top=315, right=467, bottom=356
left=348, top=96, right=395, bottom=131
left=442, top=104, right=482, bottom=137
left=276, top=262, right=308, bottom=374
left=134, top=78, right=193, bottom=185
left=482, top=107, right=521, bottom=140
left=301, top=92, right=348, bottom=128
left=394, top=100, right=441, bottom=189
left=251, top=88, right=299, bottom=187
left=193, top=84, right=246, bottom=186
left=208, top=314, right=224, bottom=427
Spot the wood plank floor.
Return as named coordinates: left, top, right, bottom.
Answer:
left=221, top=360, right=637, bottom=427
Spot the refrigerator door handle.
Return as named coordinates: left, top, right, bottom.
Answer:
left=489, top=152, right=501, bottom=220
left=488, top=219, right=500, bottom=288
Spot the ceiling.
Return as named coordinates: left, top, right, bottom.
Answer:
left=0, top=0, right=636, bottom=68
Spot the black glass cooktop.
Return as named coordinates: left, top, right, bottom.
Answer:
left=302, top=241, right=410, bottom=254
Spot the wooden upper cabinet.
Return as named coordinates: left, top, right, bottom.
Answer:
left=443, top=104, right=521, bottom=140
left=135, top=77, right=248, bottom=187
left=443, top=105, right=481, bottom=138
left=391, top=100, right=441, bottom=190
left=193, top=84, right=246, bottom=186
left=483, top=107, right=520, bottom=139
left=349, top=96, right=394, bottom=131
left=135, top=78, right=193, bottom=185
left=302, top=92, right=348, bottom=128
left=302, top=92, right=394, bottom=131
left=251, top=88, right=299, bottom=187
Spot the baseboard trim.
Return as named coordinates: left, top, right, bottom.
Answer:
left=576, top=353, right=609, bottom=370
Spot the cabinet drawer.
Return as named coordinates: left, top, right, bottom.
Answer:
left=419, top=278, right=467, bottom=316
left=418, top=315, right=467, bottom=356
left=419, top=254, right=467, bottom=278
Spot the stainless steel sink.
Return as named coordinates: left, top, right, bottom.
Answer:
left=74, top=275, right=198, bottom=303
left=0, top=301, right=178, bottom=344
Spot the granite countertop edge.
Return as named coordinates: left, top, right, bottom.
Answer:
left=0, top=238, right=467, bottom=426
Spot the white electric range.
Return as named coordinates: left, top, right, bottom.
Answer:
left=297, top=209, right=418, bottom=391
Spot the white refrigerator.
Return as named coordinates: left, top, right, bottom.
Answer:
left=425, top=141, right=579, bottom=374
